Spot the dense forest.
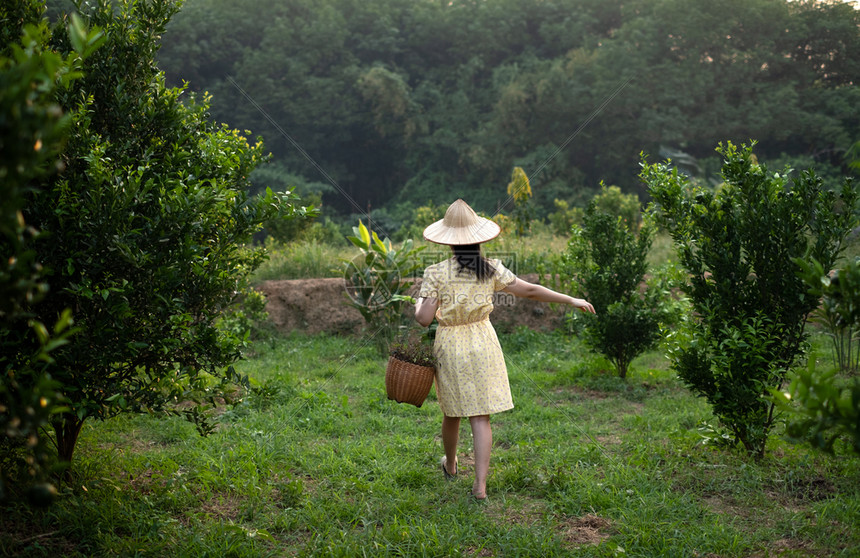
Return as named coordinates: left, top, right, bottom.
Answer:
left=55, top=0, right=860, bottom=230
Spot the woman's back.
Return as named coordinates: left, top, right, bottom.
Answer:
left=421, top=258, right=513, bottom=326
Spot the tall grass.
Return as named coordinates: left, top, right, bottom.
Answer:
left=479, top=227, right=570, bottom=276
left=253, top=228, right=582, bottom=284
left=252, top=239, right=351, bottom=282
left=3, top=330, right=858, bottom=556
left=252, top=212, right=860, bottom=284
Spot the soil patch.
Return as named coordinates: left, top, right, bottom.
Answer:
left=559, top=513, right=611, bottom=547
left=127, top=468, right=169, bottom=494
left=0, top=519, right=77, bottom=556
left=257, top=274, right=566, bottom=336
left=484, top=494, right=546, bottom=527
left=199, top=493, right=243, bottom=522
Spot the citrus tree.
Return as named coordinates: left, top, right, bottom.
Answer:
left=0, top=0, right=104, bottom=502
left=562, top=201, right=672, bottom=379
left=644, top=141, right=858, bottom=457
left=769, top=257, right=860, bottom=456
left=591, top=183, right=641, bottom=229
left=4, top=0, right=314, bottom=471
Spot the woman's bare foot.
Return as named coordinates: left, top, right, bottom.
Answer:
left=441, top=456, right=457, bottom=479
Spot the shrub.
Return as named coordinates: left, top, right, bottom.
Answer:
left=303, top=217, right=345, bottom=245
left=561, top=202, right=667, bottom=379
left=592, top=183, right=641, bottom=229
left=263, top=191, right=321, bottom=243
left=769, top=256, right=860, bottom=455
left=547, top=199, right=584, bottom=236
left=773, top=361, right=860, bottom=455
left=343, top=221, right=424, bottom=354
left=548, top=183, right=640, bottom=241
left=0, top=2, right=102, bottom=500
left=644, top=141, right=858, bottom=457
left=506, top=166, right=534, bottom=237
left=5, top=0, right=314, bottom=470
left=216, top=288, right=272, bottom=346
left=796, top=257, right=860, bottom=372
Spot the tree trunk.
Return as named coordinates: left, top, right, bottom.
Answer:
left=54, top=414, right=85, bottom=470
left=617, top=360, right=628, bottom=380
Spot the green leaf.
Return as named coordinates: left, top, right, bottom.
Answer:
left=68, top=13, right=87, bottom=55
left=54, top=309, right=74, bottom=334
left=358, top=220, right=370, bottom=246
left=31, top=321, right=49, bottom=345
left=346, top=235, right=366, bottom=249
left=372, top=230, right=387, bottom=253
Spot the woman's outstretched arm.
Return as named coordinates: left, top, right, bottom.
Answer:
left=502, top=278, right=595, bottom=314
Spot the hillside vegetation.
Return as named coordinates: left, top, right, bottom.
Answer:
left=155, top=0, right=860, bottom=230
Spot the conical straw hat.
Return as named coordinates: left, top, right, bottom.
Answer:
left=423, top=199, right=501, bottom=245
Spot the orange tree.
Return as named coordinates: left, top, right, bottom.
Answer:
left=561, top=201, right=669, bottom=379
left=644, top=142, right=858, bottom=457
left=0, top=0, right=105, bottom=502
left=4, top=0, right=313, bottom=472
left=771, top=257, right=860, bottom=456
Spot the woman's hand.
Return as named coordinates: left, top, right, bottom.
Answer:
left=569, top=296, right=595, bottom=314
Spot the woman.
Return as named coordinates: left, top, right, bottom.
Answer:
left=414, top=199, right=595, bottom=500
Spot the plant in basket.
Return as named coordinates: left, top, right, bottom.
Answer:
left=386, top=329, right=437, bottom=407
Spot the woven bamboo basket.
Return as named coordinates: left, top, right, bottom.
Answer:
left=385, top=355, right=435, bottom=407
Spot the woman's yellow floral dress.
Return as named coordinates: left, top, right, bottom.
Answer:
left=418, top=258, right=515, bottom=417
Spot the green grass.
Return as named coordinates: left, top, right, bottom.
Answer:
left=3, top=330, right=858, bottom=557
left=252, top=239, right=351, bottom=282
left=250, top=226, right=691, bottom=286
left=647, top=231, right=676, bottom=271
left=252, top=228, right=595, bottom=283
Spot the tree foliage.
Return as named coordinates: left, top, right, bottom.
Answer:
left=561, top=197, right=671, bottom=379
left=774, top=362, right=860, bottom=456
left=152, top=0, right=859, bottom=221
left=769, top=257, right=860, bottom=456
left=644, top=141, right=858, bottom=457
left=591, top=184, right=641, bottom=230
left=505, top=167, right=533, bottom=237
left=3, top=0, right=314, bottom=472
left=0, top=0, right=103, bottom=503
left=797, top=257, right=860, bottom=373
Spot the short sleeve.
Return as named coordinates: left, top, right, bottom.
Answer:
left=418, top=266, right=439, bottom=299
left=492, top=260, right=516, bottom=291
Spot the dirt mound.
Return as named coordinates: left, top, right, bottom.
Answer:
left=257, top=278, right=364, bottom=336
left=257, top=274, right=567, bottom=336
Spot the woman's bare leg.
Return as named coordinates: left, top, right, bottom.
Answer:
left=441, top=415, right=460, bottom=475
left=469, top=415, right=491, bottom=498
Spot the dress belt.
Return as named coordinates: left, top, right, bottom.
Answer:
left=437, top=316, right=489, bottom=327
